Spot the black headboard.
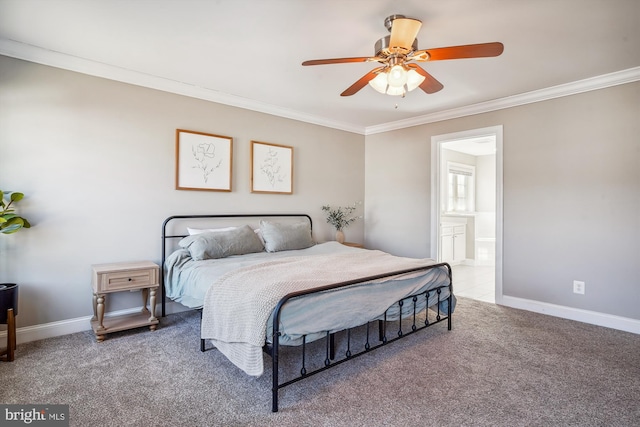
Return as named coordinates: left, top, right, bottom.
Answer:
left=161, top=214, right=312, bottom=316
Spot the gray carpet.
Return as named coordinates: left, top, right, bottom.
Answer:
left=1, top=297, right=639, bottom=427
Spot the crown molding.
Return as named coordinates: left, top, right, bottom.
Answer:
left=0, top=38, right=365, bottom=135
left=365, top=66, right=640, bottom=135
left=2, top=38, right=638, bottom=137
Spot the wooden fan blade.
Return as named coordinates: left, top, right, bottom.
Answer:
left=340, top=67, right=384, bottom=96
left=406, top=64, right=444, bottom=94
left=389, top=18, right=422, bottom=52
left=302, top=57, right=375, bottom=66
left=415, top=42, right=504, bottom=61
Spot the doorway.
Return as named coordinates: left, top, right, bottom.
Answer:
left=431, top=126, right=503, bottom=304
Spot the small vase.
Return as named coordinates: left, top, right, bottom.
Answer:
left=335, top=230, right=345, bottom=243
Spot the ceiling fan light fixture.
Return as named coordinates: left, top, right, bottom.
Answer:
left=302, top=13, right=504, bottom=97
left=387, top=64, right=408, bottom=87
left=368, top=66, right=424, bottom=96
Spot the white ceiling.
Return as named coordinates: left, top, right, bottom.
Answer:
left=1, top=0, right=639, bottom=135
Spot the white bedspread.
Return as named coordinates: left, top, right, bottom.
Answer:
left=200, top=249, right=449, bottom=376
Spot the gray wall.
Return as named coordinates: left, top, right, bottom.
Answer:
left=2, top=52, right=638, bottom=331
left=364, top=127, right=433, bottom=258
left=0, top=55, right=365, bottom=328
left=365, top=81, right=640, bottom=321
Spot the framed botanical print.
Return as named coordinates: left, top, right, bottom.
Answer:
left=175, top=129, right=233, bottom=192
left=250, top=141, right=293, bottom=194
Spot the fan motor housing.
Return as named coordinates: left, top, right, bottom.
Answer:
left=375, top=35, right=418, bottom=57
left=384, top=14, right=405, bottom=32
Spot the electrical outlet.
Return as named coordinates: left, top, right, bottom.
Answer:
left=573, top=280, right=585, bottom=295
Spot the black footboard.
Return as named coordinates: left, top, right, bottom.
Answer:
left=264, top=263, right=453, bottom=412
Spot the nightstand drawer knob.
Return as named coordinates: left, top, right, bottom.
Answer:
left=128, top=278, right=132, bottom=281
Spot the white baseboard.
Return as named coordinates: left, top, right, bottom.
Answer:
left=500, top=295, right=640, bottom=335
left=0, top=301, right=190, bottom=345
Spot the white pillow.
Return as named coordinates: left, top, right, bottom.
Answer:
left=187, top=226, right=236, bottom=235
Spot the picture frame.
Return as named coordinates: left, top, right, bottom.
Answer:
left=175, top=129, right=233, bottom=192
left=250, top=141, right=293, bottom=194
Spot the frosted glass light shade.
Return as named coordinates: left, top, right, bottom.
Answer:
left=406, top=69, right=425, bottom=91
left=368, top=73, right=388, bottom=94
left=387, top=65, right=408, bottom=87
left=386, top=85, right=405, bottom=96
left=367, top=65, right=425, bottom=96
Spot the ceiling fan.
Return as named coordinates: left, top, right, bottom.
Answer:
left=302, top=14, right=504, bottom=97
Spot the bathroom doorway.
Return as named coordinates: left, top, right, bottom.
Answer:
left=431, top=126, right=503, bottom=304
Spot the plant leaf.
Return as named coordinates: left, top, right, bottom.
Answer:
left=0, top=191, right=30, bottom=233
left=9, top=192, right=24, bottom=202
left=0, top=217, right=24, bottom=234
left=1, top=224, right=23, bottom=234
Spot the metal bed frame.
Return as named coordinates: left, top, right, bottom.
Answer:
left=161, top=214, right=453, bottom=412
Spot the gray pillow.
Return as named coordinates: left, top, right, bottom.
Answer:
left=259, top=220, right=315, bottom=252
left=179, top=224, right=264, bottom=260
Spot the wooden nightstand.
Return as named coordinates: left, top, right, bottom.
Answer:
left=342, top=242, right=364, bottom=248
left=90, top=261, right=159, bottom=342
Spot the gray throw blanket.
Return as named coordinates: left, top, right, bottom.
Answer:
left=201, top=250, right=448, bottom=376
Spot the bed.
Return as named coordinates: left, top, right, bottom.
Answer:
left=161, top=214, right=455, bottom=412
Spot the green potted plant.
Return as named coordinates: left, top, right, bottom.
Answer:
left=0, top=190, right=30, bottom=361
left=1, top=191, right=31, bottom=234
left=322, top=203, right=361, bottom=243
